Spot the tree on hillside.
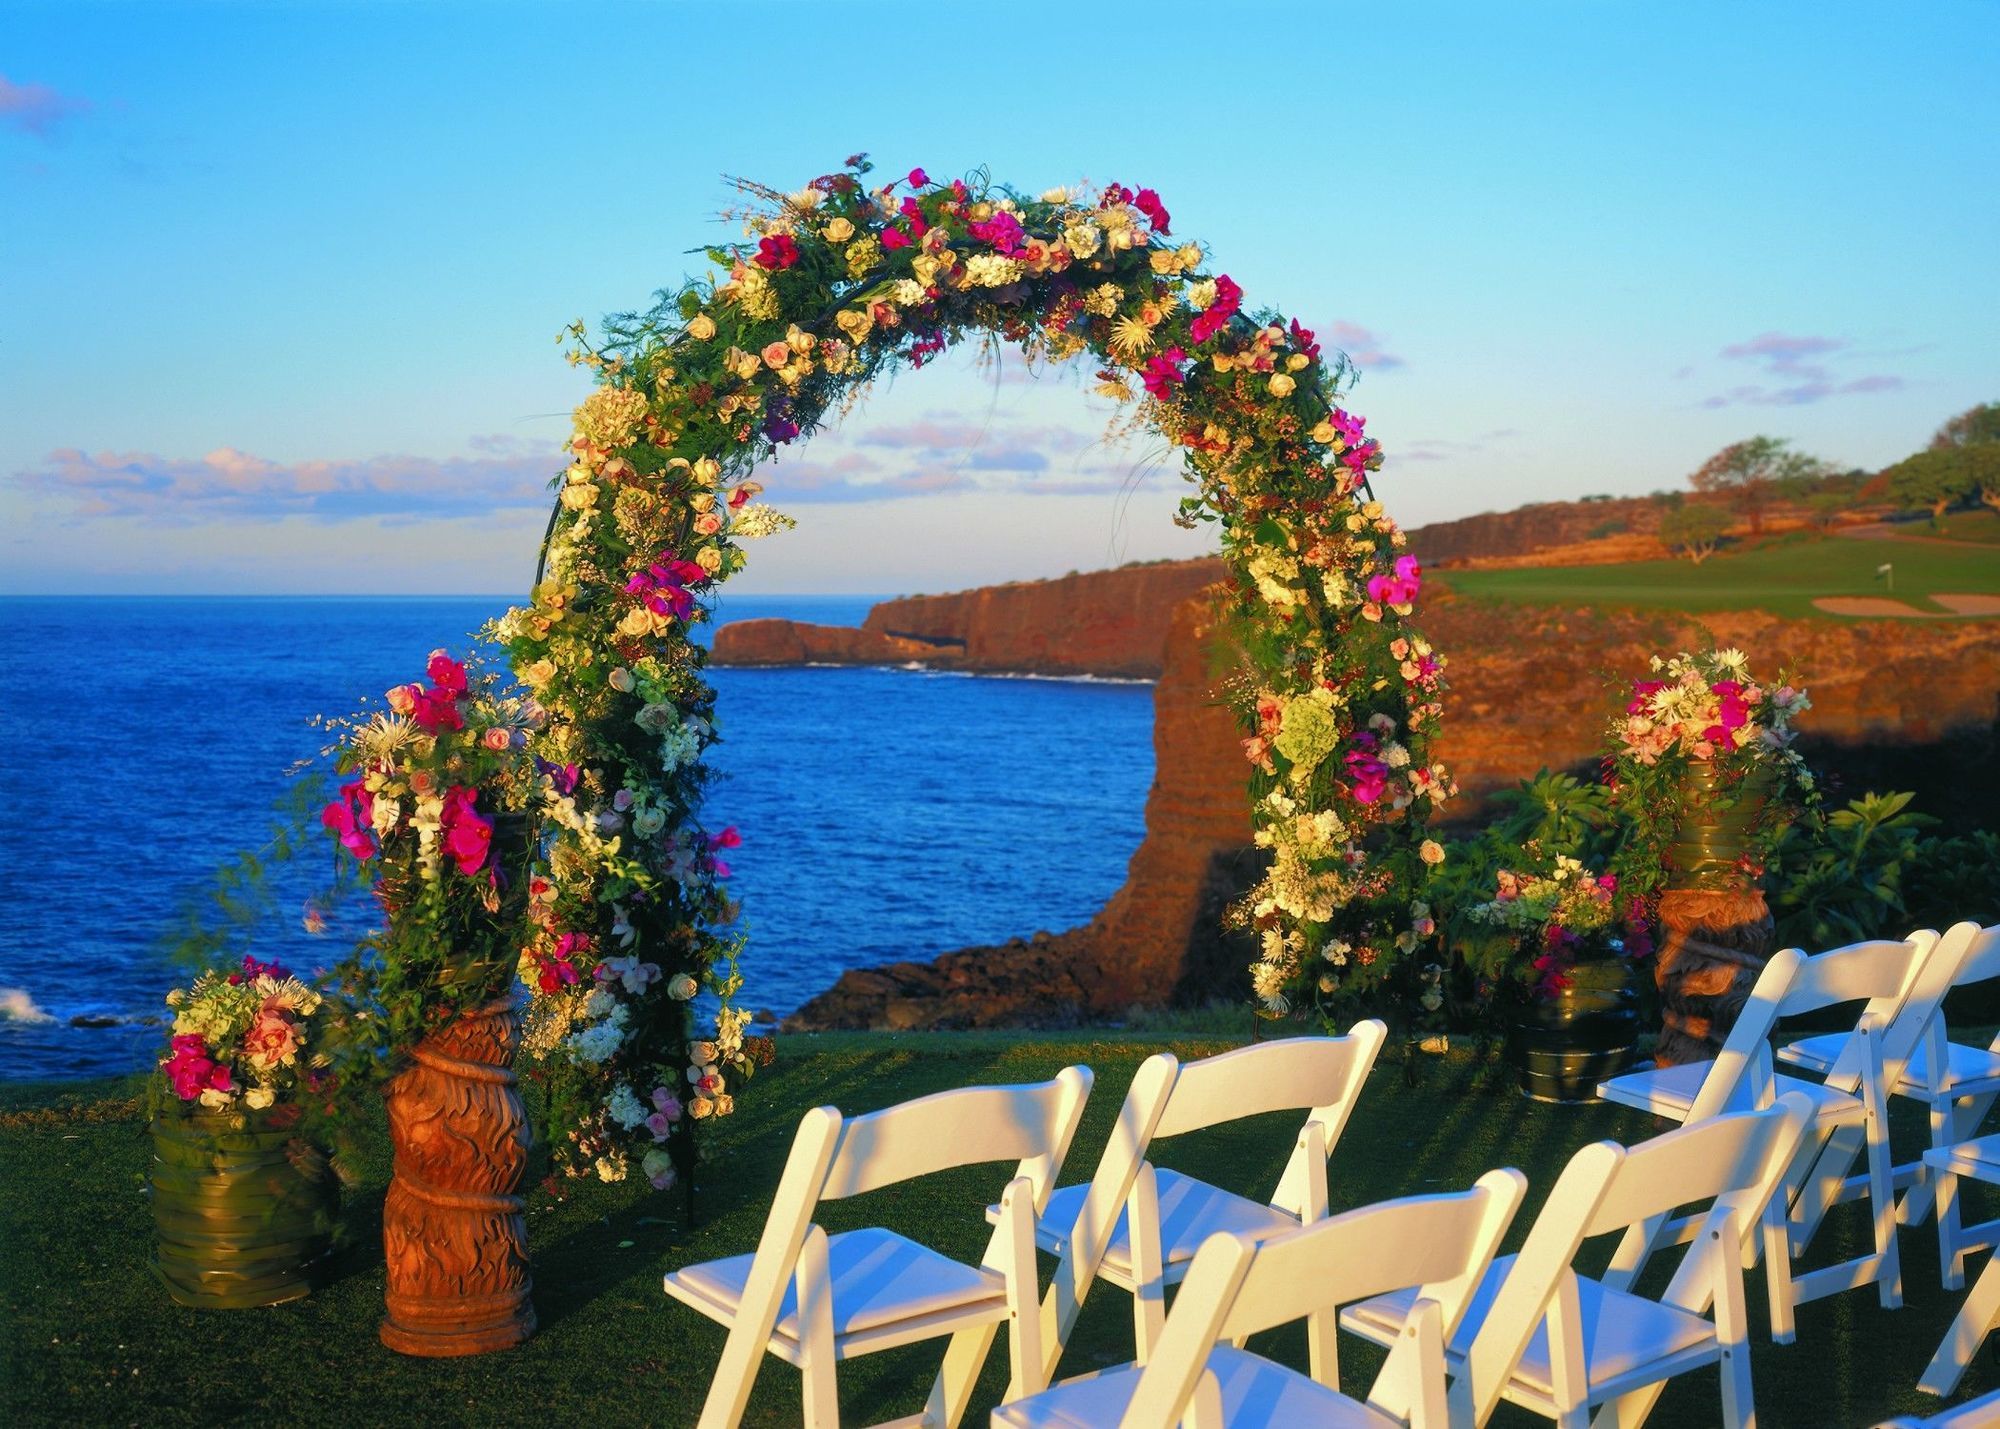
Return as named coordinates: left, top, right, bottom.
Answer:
left=1689, top=436, right=1831, bottom=534
left=1883, top=445, right=2000, bottom=527
left=1659, top=502, right=1731, bottom=564
left=1931, top=401, right=2000, bottom=451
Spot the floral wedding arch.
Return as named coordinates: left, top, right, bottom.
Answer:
left=494, top=158, right=1452, bottom=1190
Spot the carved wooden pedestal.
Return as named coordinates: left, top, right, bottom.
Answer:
left=1653, top=886, right=1774, bottom=1067
left=380, top=1000, right=535, bottom=1356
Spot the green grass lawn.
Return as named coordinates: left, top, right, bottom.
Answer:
left=1441, top=529, right=2000, bottom=619
left=5, top=1032, right=1998, bottom=1427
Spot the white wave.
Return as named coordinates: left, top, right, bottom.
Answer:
left=0, top=987, right=55, bottom=1024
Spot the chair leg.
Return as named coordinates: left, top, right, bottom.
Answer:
left=1939, top=1165, right=1968, bottom=1292
left=1713, top=1223, right=1755, bottom=1429
left=1919, top=1249, right=2000, bottom=1398
left=1128, top=1166, right=1166, bottom=1363
left=797, top=1227, right=841, bottom=1429
left=1547, top=1271, right=1591, bottom=1429
left=1763, top=1183, right=1797, bottom=1345
left=1864, top=1072, right=1904, bottom=1310
left=925, top=1324, right=1000, bottom=1429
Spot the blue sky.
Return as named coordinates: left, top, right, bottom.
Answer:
left=3, top=1, right=1994, bottom=594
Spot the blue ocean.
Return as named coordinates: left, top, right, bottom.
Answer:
left=0, top=596, right=1154, bottom=1081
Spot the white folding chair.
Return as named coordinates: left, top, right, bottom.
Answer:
left=989, top=1022, right=1386, bottom=1368
left=1343, top=1095, right=1811, bottom=1429
left=1598, top=930, right=1956, bottom=1341
left=1778, top=923, right=2000, bottom=1287
left=993, top=1168, right=1527, bottom=1429
left=664, top=1067, right=1092, bottom=1429
left=1881, top=1388, right=2000, bottom=1428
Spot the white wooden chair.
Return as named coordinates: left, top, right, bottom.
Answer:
left=1597, top=931, right=1955, bottom=1341
left=664, top=1067, right=1093, bottom=1429
left=1881, top=1388, right=2000, bottom=1428
left=1342, top=1095, right=1811, bottom=1429
left=992, top=1168, right=1527, bottom=1429
left=1777, top=922, right=2000, bottom=1287
left=988, top=1022, right=1387, bottom=1368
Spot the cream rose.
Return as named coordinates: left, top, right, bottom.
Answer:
left=686, top=313, right=716, bottom=340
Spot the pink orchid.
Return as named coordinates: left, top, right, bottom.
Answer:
left=880, top=225, right=912, bottom=251
left=1365, top=555, right=1422, bottom=607
left=1188, top=275, right=1242, bottom=344
left=439, top=786, right=493, bottom=876
left=753, top=233, right=799, bottom=270
left=1132, top=187, right=1171, bottom=234
left=321, top=780, right=377, bottom=860
left=1140, top=347, right=1189, bottom=399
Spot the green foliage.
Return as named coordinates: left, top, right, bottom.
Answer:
left=1932, top=401, right=2000, bottom=451
left=1658, top=502, right=1731, bottom=563
left=1689, top=436, right=1834, bottom=533
left=1884, top=444, right=2000, bottom=525
left=1769, top=791, right=1936, bottom=948
left=1904, top=829, right=2000, bottom=931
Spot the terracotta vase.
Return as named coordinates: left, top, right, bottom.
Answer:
left=1654, top=762, right=1776, bottom=1067
left=380, top=999, right=535, bottom=1356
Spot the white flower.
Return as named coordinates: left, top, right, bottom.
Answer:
left=244, top=1087, right=275, bottom=1110
left=666, top=973, right=698, bottom=1001
left=730, top=504, right=796, bottom=541
left=595, top=1154, right=628, bottom=1183
left=606, top=1084, right=647, bottom=1130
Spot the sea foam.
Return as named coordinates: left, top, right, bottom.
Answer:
left=0, top=988, right=55, bottom=1024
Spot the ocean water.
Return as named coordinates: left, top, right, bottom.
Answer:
left=0, top=596, right=1154, bottom=1081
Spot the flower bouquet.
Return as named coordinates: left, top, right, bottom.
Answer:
left=1606, top=647, right=1817, bottom=1065
left=148, top=954, right=339, bottom=1309
left=1607, top=647, right=1815, bottom=897
left=318, top=648, right=541, bottom=1356
left=1458, top=852, right=1640, bottom=1102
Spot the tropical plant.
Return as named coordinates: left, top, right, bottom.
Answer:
left=1768, top=791, right=1936, bottom=949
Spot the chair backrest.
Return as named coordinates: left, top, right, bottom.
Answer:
left=1684, top=946, right=1804, bottom=1121
left=1149, top=1020, right=1386, bottom=1217
left=1788, top=929, right=1961, bottom=1094
left=819, top=1065, right=1093, bottom=1204
left=1455, top=1094, right=1812, bottom=1427
left=1948, top=923, right=2000, bottom=988
left=1119, top=1169, right=1527, bottom=1429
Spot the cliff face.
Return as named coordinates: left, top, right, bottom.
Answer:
left=713, top=559, right=1229, bottom=678
left=777, top=564, right=2000, bottom=1032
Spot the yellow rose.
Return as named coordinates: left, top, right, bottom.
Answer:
left=692, top=457, right=720, bottom=486
left=689, top=492, right=715, bottom=513
left=559, top=482, right=597, bottom=511
left=1310, top=419, right=1336, bottom=444
left=695, top=547, right=723, bottom=574
left=1286, top=353, right=1309, bottom=372
left=823, top=216, right=854, bottom=243
left=1268, top=373, right=1297, bottom=398
left=686, top=313, right=716, bottom=341
left=835, top=307, right=873, bottom=344
left=1148, top=249, right=1178, bottom=275
left=524, top=658, right=558, bottom=686
left=617, top=608, right=652, bottom=638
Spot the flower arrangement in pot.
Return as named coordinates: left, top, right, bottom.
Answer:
left=148, top=954, right=339, bottom=1309
left=318, top=648, right=540, bottom=1357
left=1456, top=851, right=1639, bottom=1102
left=1606, top=647, right=1818, bottom=1065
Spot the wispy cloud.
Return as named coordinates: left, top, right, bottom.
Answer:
left=1698, top=330, right=1907, bottom=408
left=1318, top=321, right=1406, bottom=372
left=17, top=438, right=558, bottom=522
left=0, top=74, right=91, bottom=140
left=1394, top=429, right=1517, bottom=463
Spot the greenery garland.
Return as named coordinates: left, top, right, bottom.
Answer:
left=492, top=157, right=1451, bottom=1185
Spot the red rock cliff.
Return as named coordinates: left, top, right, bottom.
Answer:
left=713, top=559, right=1228, bottom=678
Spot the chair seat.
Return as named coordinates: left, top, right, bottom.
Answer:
left=1342, top=1255, right=1716, bottom=1400
left=1597, top=1059, right=1862, bottom=1124
left=989, top=1169, right=1301, bottom=1280
left=664, top=1226, right=1004, bottom=1344
left=1924, top=1132, right=2000, bottom=1186
left=991, top=1345, right=1397, bottom=1429
left=1779, top=1032, right=2000, bottom=1100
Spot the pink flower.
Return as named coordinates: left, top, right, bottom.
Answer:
left=1365, top=555, right=1422, bottom=607
left=439, top=786, right=493, bottom=876
left=161, top=1034, right=234, bottom=1102
left=1133, top=187, right=1171, bottom=234
left=906, top=167, right=930, bottom=188
left=481, top=726, right=512, bottom=751
left=967, top=208, right=1024, bottom=255
left=1140, top=347, right=1189, bottom=399
left=386, top=683, right=420, bottom=715
left=753, top=233, right=799, bottom=270
left=241, top=1005, right=303, bottom=1071
left=426, top=651, right=468, bottom=697
left=321, top=780, right=377, bottom=860
left=1344, top=737, right=1390, bottom=805
left=1189, top=275, right=1242, bottom=344
left=880, top=225, right=912, bottom=251
left=761, top=340, right=790, bottom=369
left=412, top=686, right=464, bottom=733
left=1329, top=407, right=1367, bottom=448
left=1288, top=319, right=1319, bottom=362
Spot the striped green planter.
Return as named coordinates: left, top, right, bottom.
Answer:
left=149, top=1111, right=338, bottom=1310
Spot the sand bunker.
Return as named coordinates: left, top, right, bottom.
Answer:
left=1813, top=595, right=2000, bottom=618
left=1933, top=594, right=2000, bottom=616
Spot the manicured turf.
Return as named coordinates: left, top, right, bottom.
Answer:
left=1442, top=529, right=2000, bottom=620
left=4, top=1032, right=1998, bottom=1426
